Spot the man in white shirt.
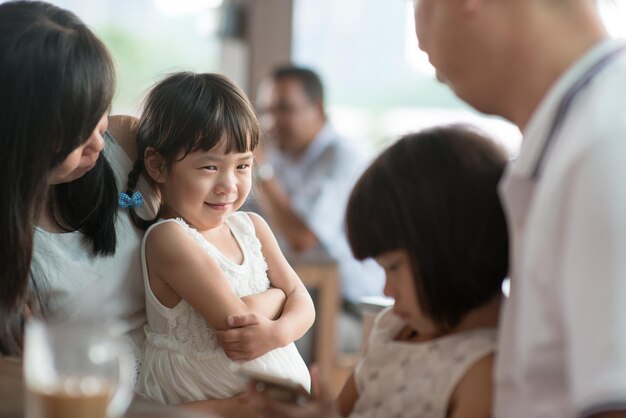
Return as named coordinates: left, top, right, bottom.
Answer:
left=413, top=0, right=626, bottom=416
left=251, top=66, right=384, bottom=357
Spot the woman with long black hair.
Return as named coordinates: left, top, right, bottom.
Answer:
left=0, top=0, right=122, bottom=355
left=0, top=1, right=165, bottom=380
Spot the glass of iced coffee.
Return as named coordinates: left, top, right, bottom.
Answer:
left=23, top=320, right=134, bottom=418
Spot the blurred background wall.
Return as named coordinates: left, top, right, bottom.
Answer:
left=7, top=0, right=626, bottom=155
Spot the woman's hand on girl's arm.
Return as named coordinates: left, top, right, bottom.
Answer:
left=248, top=365, right=341, bottom=418
left=248, top=212, right=316, bottom=343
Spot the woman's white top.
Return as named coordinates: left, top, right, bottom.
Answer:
left=137, top=212, right=310, bottom=404
left=31, top=132, right=158, bottom=370
left=350, top=307, right=497, bottom=418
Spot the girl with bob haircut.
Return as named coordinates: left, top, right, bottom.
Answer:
left=0, top=0, right=118, bottom=355
left=126, top=72, right=314, bottom=403
left=250, top=125, right=509, bottom=418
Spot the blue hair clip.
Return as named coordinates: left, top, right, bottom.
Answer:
left=118, top=191, right=144, bottom=209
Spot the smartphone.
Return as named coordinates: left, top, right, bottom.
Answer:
left=231, top=363, right=309, bottom=404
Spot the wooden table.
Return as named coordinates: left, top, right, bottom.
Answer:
left=288, top=250, right=340, bottom=380
left=0, top=357, right=212, bottom=418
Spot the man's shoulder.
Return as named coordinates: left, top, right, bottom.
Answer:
left=555, top=57, right=626, bottom=160
left=322, top=130, right=372, bottom=162
left=316, top=139, right=371, bottom=178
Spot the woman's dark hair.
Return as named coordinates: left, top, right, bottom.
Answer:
left=0, top=1, right=116, bottom=355
left=347, top=125, right=509, bottom=330
left=126, top=72, right=261, bottom=230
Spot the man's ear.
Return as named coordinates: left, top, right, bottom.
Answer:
left=313, top=100, right=326, bottom=121
left=464, top=0, right=483, bottom=14
left=144, top=147, right=167, bottom=183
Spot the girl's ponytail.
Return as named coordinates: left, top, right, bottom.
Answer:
left=123, top=158, right=158, bottom=231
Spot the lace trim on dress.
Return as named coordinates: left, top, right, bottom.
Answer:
left=172, top=215, right=270, bottom=297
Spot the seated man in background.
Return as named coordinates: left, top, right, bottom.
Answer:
left=250, top=65, right=384, bottom=360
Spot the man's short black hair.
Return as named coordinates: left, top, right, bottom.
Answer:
left=272, top=65, right=324, bottom=105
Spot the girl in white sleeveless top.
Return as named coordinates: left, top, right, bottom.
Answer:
left=250, top=127, right=510, bottom=418
left=125, top=72, right=313, bottom=404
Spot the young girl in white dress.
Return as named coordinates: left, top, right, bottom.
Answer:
left=250, top=125, right=510, bottom=418
left=125, top=72, right=314, bottom=404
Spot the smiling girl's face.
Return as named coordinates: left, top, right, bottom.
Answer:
left=376, top=249, right=439, bottom=337
left=153, top=138, right=254, bottom=231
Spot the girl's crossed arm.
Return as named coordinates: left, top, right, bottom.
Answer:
left=216, top=212, right=316, bottom=361
left=144, top=220, right=286, bottom=331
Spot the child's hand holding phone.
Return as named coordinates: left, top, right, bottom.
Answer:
left=232, top=363, right=310, bottom=405
left=240, top=364, right=342, bottom=418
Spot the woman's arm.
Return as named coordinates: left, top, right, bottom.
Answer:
left=106, top=115, right=139, bottom=160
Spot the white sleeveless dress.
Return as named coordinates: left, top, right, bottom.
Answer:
left=350, top=307, right=497, bottom=418
left=137, top=212, right=310, bottom=404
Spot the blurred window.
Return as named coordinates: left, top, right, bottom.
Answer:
left=32, top=0, right=223, bottom=114
left=292, top=0, right=626, bottom=156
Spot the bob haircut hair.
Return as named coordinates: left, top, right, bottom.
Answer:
left=126, top=72, right=261, bottom=229
left=346, top=125, right=509, bottom=330
left=0, top=0, right=116, bottom=355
